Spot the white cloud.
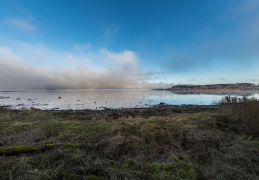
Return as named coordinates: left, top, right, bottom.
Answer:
left=74, top=43, right=92, bottom=52
left=98, top=48, right=137, bottom=67
left=0, top=46, right=22, bottom=62
left=234, top=0, right=259, bottom=15
left=104, top=23, right=119, bottom=41
left=4, top=17, right=35, bottom=31
left=160, top=0, right=259, bottom=84
left=0, top=43, right=169, bottom=90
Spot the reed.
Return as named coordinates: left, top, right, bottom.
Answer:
left=218, top=95, right=259, bottom=136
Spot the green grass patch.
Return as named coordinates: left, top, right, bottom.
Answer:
left=120, top=157, right=199, bottom=180
left=64, top=120, right=112, bottom=138
left=39, top=121, right=63, bottom=137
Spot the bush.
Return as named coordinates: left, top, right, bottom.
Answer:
left=218, top=95, right=259, bottom=136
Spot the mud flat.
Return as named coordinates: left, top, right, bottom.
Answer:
left=0, top=103, right=258, bottom=180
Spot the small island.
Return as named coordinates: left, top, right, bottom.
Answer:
left=154, top=83, right=259, bottom=91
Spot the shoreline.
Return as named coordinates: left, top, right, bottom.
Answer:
left=0, top=104, right=220, bottom=123
left=153, top=89, right=259, bottom=92
left=1, top=104, right=220, bottom=114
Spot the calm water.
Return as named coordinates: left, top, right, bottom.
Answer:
left=0, top=90, right=259, bottom=110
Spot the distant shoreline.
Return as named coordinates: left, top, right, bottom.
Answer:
left=153, top=89, right=259, bottom=92
left=153, top=83, right=259, bottom=92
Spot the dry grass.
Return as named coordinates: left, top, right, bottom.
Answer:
left=0, top=107, right=258, bottom=179
left=218, top=95, right=259, bottom=136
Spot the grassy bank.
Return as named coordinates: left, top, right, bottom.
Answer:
left=0, top=101, right=259, bottom=179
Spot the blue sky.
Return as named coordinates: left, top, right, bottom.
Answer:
left=0, top=0, right=259, bottom=89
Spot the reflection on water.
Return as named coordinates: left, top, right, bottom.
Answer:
left=0, top=90, right=259, bottom=110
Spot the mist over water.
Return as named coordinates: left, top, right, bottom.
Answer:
left=0, top=46, right=173, bottom=90
left=1, top=90, right=258, bottom=110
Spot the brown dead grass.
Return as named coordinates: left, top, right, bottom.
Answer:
left=0, top=106, right=258, bottom=179
left=218, top=95, right=259, bottom=136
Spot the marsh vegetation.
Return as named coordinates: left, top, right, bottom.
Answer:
left=0, top=97, right=258, bottom=179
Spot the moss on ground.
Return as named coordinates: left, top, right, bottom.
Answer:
left=0, top=143, right=81, bottom=155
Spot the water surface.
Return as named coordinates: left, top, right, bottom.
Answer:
left=0, top=89, right=258, bottom=110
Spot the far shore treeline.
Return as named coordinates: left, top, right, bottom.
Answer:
left=154, top=83, right=259, bottom=91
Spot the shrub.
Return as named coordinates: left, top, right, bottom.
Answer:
left=218, top=95, right=259, bottom=136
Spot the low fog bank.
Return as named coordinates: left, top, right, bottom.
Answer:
left=0, top=46, right=172, bottom=90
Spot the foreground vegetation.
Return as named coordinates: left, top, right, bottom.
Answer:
left=0, top=97, right=259, bottom=180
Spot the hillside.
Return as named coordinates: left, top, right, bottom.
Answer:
left=169, top=83, right=259, bottom=91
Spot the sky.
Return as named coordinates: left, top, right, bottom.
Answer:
left=0, top=0, right=259, bottom=89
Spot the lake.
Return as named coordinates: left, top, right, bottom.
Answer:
left=0, top=89, right=259, bottom=110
